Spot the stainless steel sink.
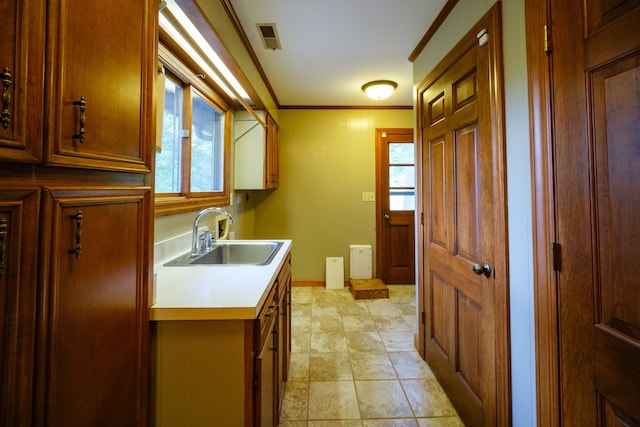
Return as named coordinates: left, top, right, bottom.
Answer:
left=164, top=241, right=283, bottom=266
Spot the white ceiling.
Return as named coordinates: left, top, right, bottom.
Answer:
left=227, top=0, right=448, bottom=107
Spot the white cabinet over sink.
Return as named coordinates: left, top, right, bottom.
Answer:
left=234, top=110, right=279, bottom=190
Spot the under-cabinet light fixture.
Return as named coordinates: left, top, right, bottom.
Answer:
left=362, top=80, right=397, bottom=100
left=160, top=0, right=251, bottom=103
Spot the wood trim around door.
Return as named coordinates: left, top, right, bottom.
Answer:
left=374, top=128, right=416, bottom=285
left=524, top=0, right=560, bottom=425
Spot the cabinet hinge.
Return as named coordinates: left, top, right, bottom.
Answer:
left=551, top=243, right=561, bottom=272
left=543, top=25, right=552, bottom=54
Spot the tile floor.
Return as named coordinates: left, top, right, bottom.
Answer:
left=278, top=285, right=465, bottom=427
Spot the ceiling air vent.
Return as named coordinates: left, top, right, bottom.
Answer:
left=256, top=23, right=281, bottom=50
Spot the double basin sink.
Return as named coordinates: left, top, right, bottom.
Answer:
left=164, top=240, right=283, bottom=267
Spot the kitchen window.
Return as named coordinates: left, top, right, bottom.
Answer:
left=154, top=52, right=232, bottom=216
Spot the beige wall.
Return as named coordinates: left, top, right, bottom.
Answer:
left=250, top=109, right=413, bottom=281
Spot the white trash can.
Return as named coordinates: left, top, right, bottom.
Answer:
left=325, top=257, right=344, bottom=289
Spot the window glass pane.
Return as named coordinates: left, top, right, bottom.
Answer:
left=190, top=91, right=224, bottom=192
left=389, top=143, right=414, bottom=164
left=155, top=78, right=183, bottom=193
left=390, top=190, right=416, bottom=210
left=390, top=166, right=415, bottom=187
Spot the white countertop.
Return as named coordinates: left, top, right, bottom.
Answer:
left=150, top=240, right=292, bottom=321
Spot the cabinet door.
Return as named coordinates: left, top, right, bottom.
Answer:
left=44, top=0, right=155, bottom=172
left=36, top=188, right=151, bottom=427
left=265, top=115, right=279, bottom=188
left=276, top=254, right=292, bottom=421
left=276, top=283, right=286, bottom=420
left=281, top=258, right=291, bottom=383
left=0, top=0, right=45, bottom=162
left=255, top=316, right=278, bottom=427
left=0, top=188, right=40, bottom=427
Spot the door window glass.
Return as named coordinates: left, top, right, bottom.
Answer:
left=389, top=143, right=415, bottom=210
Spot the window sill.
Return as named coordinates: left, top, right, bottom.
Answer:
left=154, top=195, right=231, bottom=217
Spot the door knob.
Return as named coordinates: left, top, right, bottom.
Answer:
left=472, top=262, right=492, bottom=278
left=384, top=214, right=390, bottom=220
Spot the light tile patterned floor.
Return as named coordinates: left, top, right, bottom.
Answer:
left=278, top=285, right=465, bottom=427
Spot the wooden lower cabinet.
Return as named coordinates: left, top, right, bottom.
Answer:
left=0, top=188, right=41, bottom=427
left=153, top=252, right=292, bottom=427
left=35, top=188, right=151, bottom=427
left=255, top=315, right=278, bottom=426
left=276, top=253, right=291, bottom=419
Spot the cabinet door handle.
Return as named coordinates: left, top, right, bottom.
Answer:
left=265, top=305, right=275, bottom=317
left=72, top=96, right=86, bottom=143
left=68, top=210, right=83, bottom=259
left=0, top=218, right=7, bottom=279
left=1, top=67, right=12, bottom=129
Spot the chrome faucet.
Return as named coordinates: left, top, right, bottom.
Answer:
left=191, top=207, right=234, bottom=257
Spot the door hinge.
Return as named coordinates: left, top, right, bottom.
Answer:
left=420, top=212, right=424, bottom=225
left=551, top=243, right=561, bottom=272
left=421, top=311, right=426, bottom=324
left=543, top=24, right=552, bottom=54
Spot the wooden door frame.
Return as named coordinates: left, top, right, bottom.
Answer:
left=415, top=4, right=510, bottom=425
left=524, top=0, right=560, bottom=425
left=374, top=128, right=415, bottom=284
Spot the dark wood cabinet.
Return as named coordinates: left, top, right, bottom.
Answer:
left=265, top=114, right=279, bottom=189
left=0, top=188, right=40, bottom=427
left=0, top=0, right=45, bottom=163
left=255, top=312, right=278, bottom=426
left=254, top=252, right=291, bottom=427
left=44, top=0, right=155, bottom=172
left=276, top=252, right=291, bottom=420
left=0, top=0, right=156, bottom=425
left=35, top=189, right=151, bottom=427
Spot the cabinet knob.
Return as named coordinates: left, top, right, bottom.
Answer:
left=1, top=67, right=12, bottom=129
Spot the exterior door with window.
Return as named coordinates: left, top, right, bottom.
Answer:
left=376, top=128, right=415, bottom=284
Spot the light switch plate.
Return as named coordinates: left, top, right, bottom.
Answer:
left=362, top=192, right=375, bottom=202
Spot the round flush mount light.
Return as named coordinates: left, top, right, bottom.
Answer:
left=361, top=80, right=397, bottom=100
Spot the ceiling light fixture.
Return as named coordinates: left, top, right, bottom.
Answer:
left=362, top=80, right=397, bottom=100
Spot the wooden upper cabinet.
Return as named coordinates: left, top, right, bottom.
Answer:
left=0, top=0, right=45, bottom=163
left=44, top=0, right=155, bottom=172
left=265, top=114, right=279, bottom=189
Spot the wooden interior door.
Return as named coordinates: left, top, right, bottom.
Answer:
left=549, top=0, right=640, bottom=424
left=376, top=128, right=416, bottom=284
left=418, top=5, right=506, bottom=426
